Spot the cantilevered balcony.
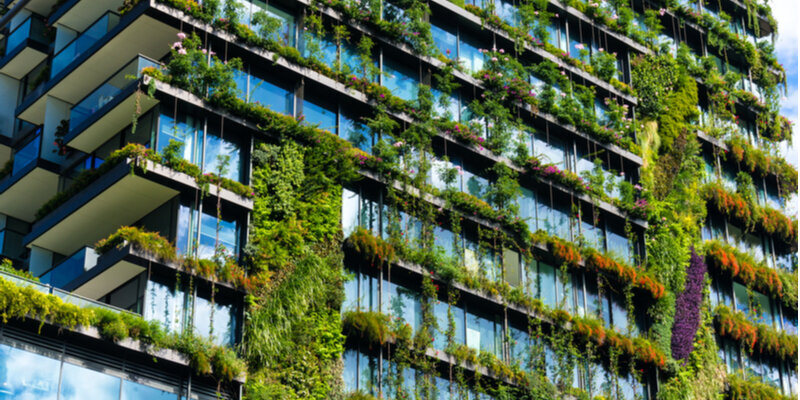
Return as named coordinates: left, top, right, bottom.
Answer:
left=24, top=156, right=252, bottom=258
left=0, top=128, right=59, bottom=222
left=64, top=55, right=160, bottom=153
left=48, top=0, right=126, bottom=34
left=0, top=14, right=51, bottom=79
left=16, top=2, right=177, bottom=125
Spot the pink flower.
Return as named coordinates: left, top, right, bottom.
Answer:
left=499, top=48, right=505, bottom=54
left=172, top=41, right=182, bottom=49
left=177, top=32, right=187, bottom=40
left=178, top=48, right=187, bottom=55
left=575, top=43, right=584, bottom=50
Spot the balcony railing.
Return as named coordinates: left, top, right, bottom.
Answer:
left=10, top=131, right=41, bottom=175
left=1, top=14, right=48, bottom=57
left=69, top=55, right=159, bottom=129
left=39, top=246, right=98, bottom=289
left=50, top=12, right=120, bottom=78
left=0, top=268, right=135, bottom=316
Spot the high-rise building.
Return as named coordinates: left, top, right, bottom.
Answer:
left=0, top=0, right=794, bottom=399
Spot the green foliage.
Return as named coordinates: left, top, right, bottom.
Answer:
left=631, top=54, right=679, bottom=119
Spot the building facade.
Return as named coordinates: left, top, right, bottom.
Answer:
left=0, top=0, right=794, bottom=399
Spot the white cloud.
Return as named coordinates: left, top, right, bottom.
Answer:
left=771, top=0, right=799, bottom=59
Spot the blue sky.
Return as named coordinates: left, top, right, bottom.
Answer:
left=771, top=0, right=797, bottom=212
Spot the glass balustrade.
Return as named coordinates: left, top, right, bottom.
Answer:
left=51, top=12, right=120, bottom=78
left=0, top=268, right=134, bottom=315
left=3, top=14, right=48, bottom=57
left=10, top=133, right=41, bottom=175
left=69, top=55, right=159, bottom=129
left=39, top=247, right=98, bottom=289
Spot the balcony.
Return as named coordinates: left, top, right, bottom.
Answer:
left=15, top=2, right=178, bottom=126
left=50, top=12, right=121, bottom=79
left=0, top=267, right=136, bottom=315
left=0, top=14, right=51, bottom=79
left=39, top=246, right=99, bottom=288
left=48, top=0, right=126, bottom=35
left=2, top=0, right=59, bottom=16
left=24, top=157, right=252, bottom=257
left=64, top=55, right=160, bottom=153
left=0, top=129, right=59, bottom=222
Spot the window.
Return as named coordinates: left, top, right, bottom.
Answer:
left=121, top=380, right=177, bottom=400
left=340, top=111, right=371, bottom=153
left=302, top=96, right=338, bottom=133
left=176, top=202, right=241, bottom=260
left=431, top=22, right=457, bottom=60
left=301, top=32, right=337, bottom=66
left=503, top=248, right=522, bottom=287
left=251, top=1, right=296, bottom=46
left=203, top=128, right=242, bottom=182
left=249, top=70, right=293, bottom=114
left=157, top=106, right=203, bottom=165
left=385, top=281, right=422, bottom=332
left=605, top=289, right=628, bottom=332
left=60, top=362, right=121, bottom=400
left=157, top=106, right=245, bottom=183
left=144, top=274, right=238, bottom=346
left=533, top=131, right=567, bottom=171
left=192, top=289, right=237, bottom=346
left=466, top=307, right=502, bottom=358
left=607, top=222, right=632, bottom=265
left=0, top=343, right=60, bottom=399
left=342, top=188, right=360, bottom=236
left=508, top=323, right=529, bottom=365
left=342, top=349, right=377, bottom=395
left=458, top=31, right=485, bottom=74
left=382, top=56, right=418, bottom=102
left=519, top=187, right=537, bottom=233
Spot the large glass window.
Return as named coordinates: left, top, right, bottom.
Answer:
left=251, top=1, right=296, bottom=46
left=60, top=362, right=121, bottom=400
left=382, top=56, right=418, bottom=102
left=192, top=292, right=237, bottom=346
left=121, top=380, right=177, bottom=400
left=431, top=22, right=457, bottom=60
left=466, top=307, right=502, bottom=358
left=303, top=97, right=338, bottom=133
left=458, top=32, right=485, bottom=74
left=176, top=203, right=241, bottom=260
left=607, top=222, right=632, bottom=265
left=203, top=129, right=242, bottom=182
left=0, top=343, right=60, bottom=399
left=144, top=274, right=238, bottom=346
left=385, top=281, right=422, bottom=332
left=249, top=71, right=294, bottom=114
left=157, top=107, right=203, bottom=165
left=533, top=131, right=567, bottom=171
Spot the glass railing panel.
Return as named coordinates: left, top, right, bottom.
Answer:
left=0, top=269, right=49, bottom=293
left=5, top=16, right=48, bottom=56
left=4, top=18, right=32, bottom=55
left=52, top=287, right=135, bottom=315
left=39, top=247, right=98, bottom=288
left=11, top=134, right=40, bottom=175
left=50, top=12, right=120, bottom=78
left=69, top=56, right=159, bottom=129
